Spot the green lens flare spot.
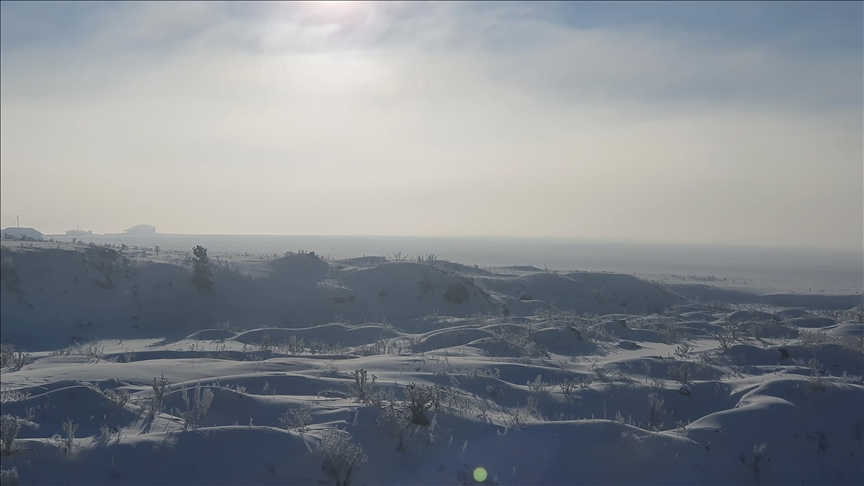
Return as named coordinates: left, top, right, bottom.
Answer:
left=473, top=467, right=488, bottom=482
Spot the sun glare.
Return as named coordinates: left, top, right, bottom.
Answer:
left=306, top=0, right=356, bottom=11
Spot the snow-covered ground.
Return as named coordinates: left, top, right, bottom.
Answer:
left=1, top=241, right=862, bottom=485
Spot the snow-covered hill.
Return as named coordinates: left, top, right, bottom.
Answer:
left=1, top=242, right=861, bottom=485
left=0, top=244, right=685, bottom=349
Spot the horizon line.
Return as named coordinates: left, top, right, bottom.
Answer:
left=32, top=231, right=864, bottom=254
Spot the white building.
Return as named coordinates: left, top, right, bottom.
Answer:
left=1, top=227, right=43, bottom=240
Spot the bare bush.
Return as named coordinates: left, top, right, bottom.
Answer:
left=216, top=321, right=236, bottom=332
left=318, top=428, right=368, bottom=486
left=323, top=362, right=340, bottom=376
left=96, top=424, right=121, bottom=447
left=191, top=245, right=214, bottom=293
left=175, top=383, right=214, bottom=430
left=60, top=418, right=79, bottom=459
left=259, top=334, right=273, bottom=350
left=0, top=467, right=19, bottom=485
left=526, top=396, right=542, bottom=421
left=501, top=404, right=531, bottom=430
left=491, top=326, right=550, bottom=359
left=370, top=388, right=412, bottom=451
left=280, top=405, right=312, bottom=434
left=839, top=371, right=863, bottom=385
left=72, top=342, right=105, bottom=362
left=453, top=366, right=500, bottom=380
left=527, top=375, right=552, bottom=395
left=740, top=442, right=767, bottom=484
left=104, top=389, right=130, bottom=407
left=0, top=345, right=29, bottom=372
left=117, top=348, right=136, bottom=363
left=150, top=373, right=170, bottom=417
left=615, top=410, right=634, bottom=426
left=0, top=416, right=19, bottom=455
left=800, top=331, right=832, bottom=347
left=440, top=386, right=470, bottom=416
left=749, top=321, right=765, bottom=341
left=667, top=362, right=692, bottom=385
left=800, top=331, right=863, bottom=355
left=805, top=359, right=829, bottom=392
left=590, top=360, right=610, bottom=382
left=431, top=355, right=451, bottom=377
left=675, top=419, right=691, bottom=438
left=349, top=369, right=376, bottom=403
left=620, top=431, right=644, bottom=451
left=418, top=254, right=438, bottom=265
left=283, top=335, right=305, bottom=355
left=355, top=337, right=415, bottom=356
left=674, top=342, right=694, bottom=360
left=388, top=252, right=408, bottom=262
left=647, top=393, right=665, bottom=430
left=714, top=330, right=734, bottom=351
left=212, top=382, right=247, bottom=395
left=0, top=387, right=30, bottom=403
left=403, top=383, right=441, bottom=426
left=558, top=378, right=576, bottom=399
left=656, top=318, right=685, bottom=344
left=1, top=415, right=37, bottom=455
left=486, top=384, right=506, bottom=401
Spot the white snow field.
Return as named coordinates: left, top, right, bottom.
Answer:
left=1, top=241, right=862, bottom=485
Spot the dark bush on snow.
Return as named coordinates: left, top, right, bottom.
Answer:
left=191, top=245, right=214, bottom=293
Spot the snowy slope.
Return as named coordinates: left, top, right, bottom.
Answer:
left=1, top=241, right=862, bottom=485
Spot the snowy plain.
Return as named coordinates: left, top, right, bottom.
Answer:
left=1, top=240, right=862, bottom=485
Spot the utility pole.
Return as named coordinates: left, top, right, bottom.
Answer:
left=16, top=215, right=19, bottom=228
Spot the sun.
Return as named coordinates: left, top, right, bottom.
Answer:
left=299, top=0, right=367, bottom=18
left=305, top=0, right=356, bottom=10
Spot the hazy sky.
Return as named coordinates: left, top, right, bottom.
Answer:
left=1, top=1, right=861, bottom=249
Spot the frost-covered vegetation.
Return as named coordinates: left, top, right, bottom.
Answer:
left=0, top=242, right=862, bottom=485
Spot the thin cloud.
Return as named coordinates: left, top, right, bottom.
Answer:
left=1, top=2, right=860, bottom=249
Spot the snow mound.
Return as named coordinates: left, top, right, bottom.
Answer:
left=186, top=329, right=236, bottom=341
left=3, top=384, right=140, bottom=439
left=2, top=241, right=862, bottom=485
left=791, top=315, right=835, bottom=328
left=726, top=310, right=780, bottom=323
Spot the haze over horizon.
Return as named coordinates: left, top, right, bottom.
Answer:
left=13, top=230, right=864, bottom=256
left=2, top=1, right=862, bottom=250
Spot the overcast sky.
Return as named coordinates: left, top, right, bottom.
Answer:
left=1, top=1, right=861, bottom=249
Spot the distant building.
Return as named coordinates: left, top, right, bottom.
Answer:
left=65, top=229, right=93, bottom=236
left=1, top=227, right=43, bottom=240
left=124, top=224, right=156, bottom=235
